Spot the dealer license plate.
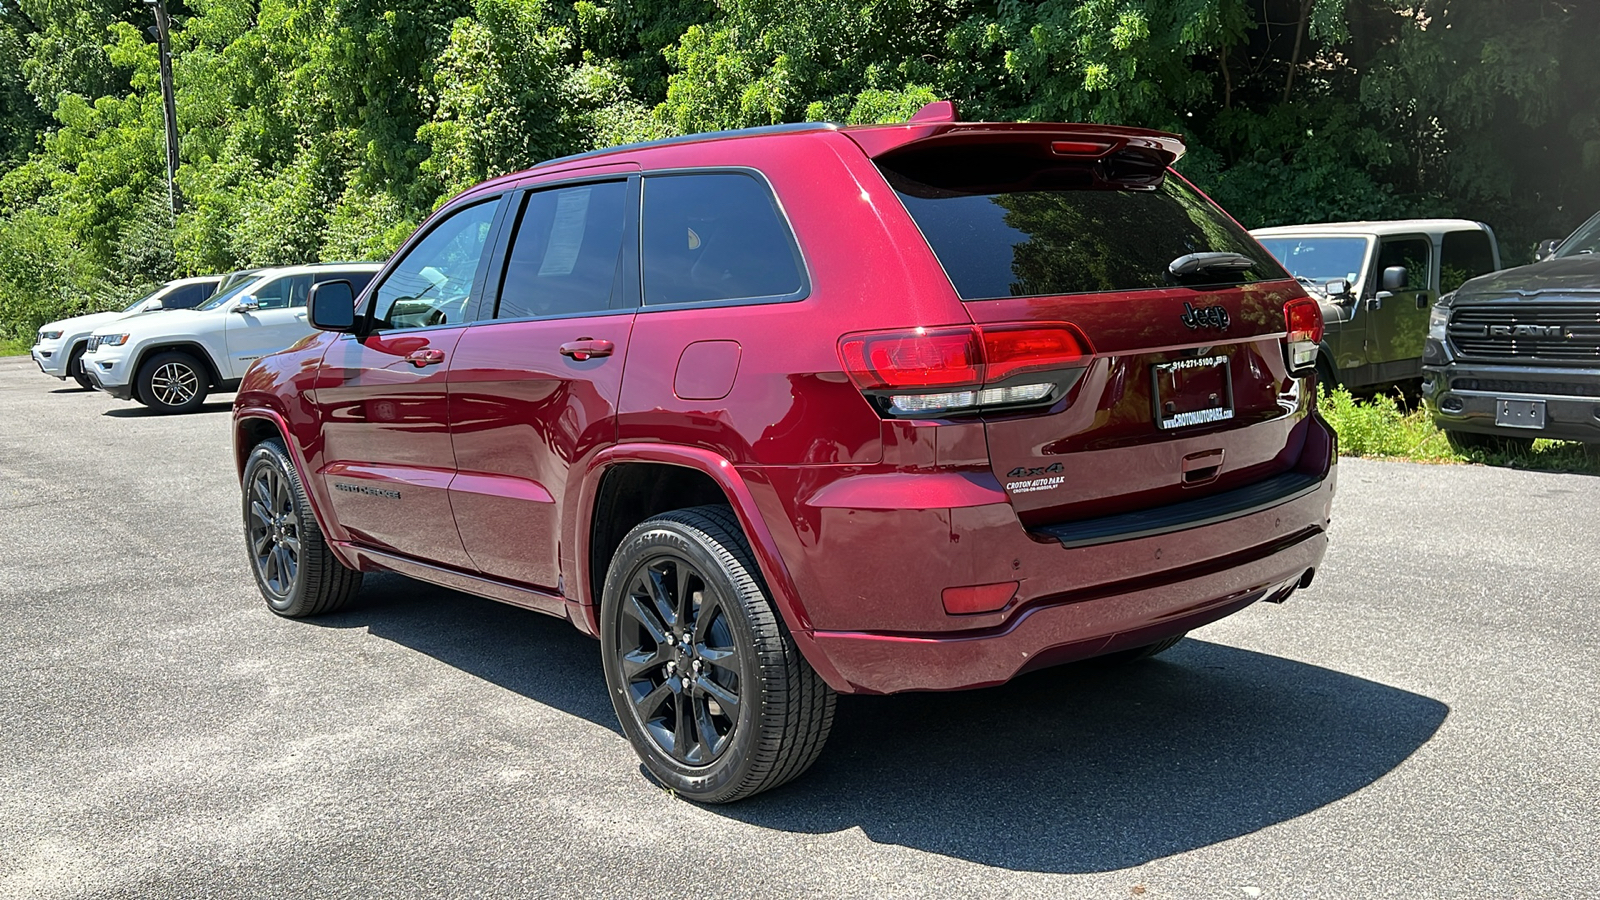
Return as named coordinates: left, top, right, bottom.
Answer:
left=1494, top=398, right=1546, bottom=429
left=1153, top=355, right=1234, bottom=430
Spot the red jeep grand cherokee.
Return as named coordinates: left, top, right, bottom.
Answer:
left=233, top=103, right=1334, bottom=802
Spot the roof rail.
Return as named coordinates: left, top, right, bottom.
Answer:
left=533, top=121, right=840, bottom=170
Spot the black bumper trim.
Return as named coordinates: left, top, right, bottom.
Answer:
left=1031, top=471, right=1325, bottom=549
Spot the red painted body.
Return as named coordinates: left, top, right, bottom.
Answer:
left=234, top=119, right=1335, bottom=695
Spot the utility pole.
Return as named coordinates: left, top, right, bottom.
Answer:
left=144, top=0, right=179, bottom=217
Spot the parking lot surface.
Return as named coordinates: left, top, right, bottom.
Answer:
left=1, top=355, right=1596, bottom=899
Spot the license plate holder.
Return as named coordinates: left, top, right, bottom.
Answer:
left=1494, top=397, right=1546, bottom=429
left=1153, top=355, right=1234, bottom=430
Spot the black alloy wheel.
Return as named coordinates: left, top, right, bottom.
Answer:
left=242, top=439, right=362, bottom=618
left=248, top=458, right=301, bottom=605
left=617, top=552, right=743, bottom=766
left=600, top=506, right=835, bottom=803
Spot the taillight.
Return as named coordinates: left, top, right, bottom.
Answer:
left=1283, top=297, right=1323, bottom=373
left=838, top=323, right=1093, bottom=417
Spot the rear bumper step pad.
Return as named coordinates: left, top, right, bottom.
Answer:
left=1032, top=470, right=1324, bottom=549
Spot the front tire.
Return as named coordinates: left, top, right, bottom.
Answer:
left=243, top=439, right=362, bottom=617
left=600, top=506, right=835, bottom=803
left=136, top=350, right=209, bottom=413
left=68, top=345, right=93, bottom=390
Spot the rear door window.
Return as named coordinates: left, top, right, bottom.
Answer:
left=162, top=283, right=210, bottom=309
left=641, top=173, right=805, bottom=306
left=495, top=180, right=631, bottom=319
left=1439, top=230, right=1496, bottom=294
left=879, top=148, right=1285, bottom=300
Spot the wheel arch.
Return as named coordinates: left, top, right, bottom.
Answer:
left=575, top=444, right=850, bottom=691
left=130, top=341, right=226, bottom=398
left=233, top=408, right=345, bottom=560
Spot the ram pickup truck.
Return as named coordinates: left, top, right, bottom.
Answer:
left=1422, top=208, right=1600, bottom=450
left=1253, top=220, right=1501, bottom=390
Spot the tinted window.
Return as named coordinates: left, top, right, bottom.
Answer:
left=162, top=283, right=211, bottom=309
left=1375, top=237, right=1430, bottom=292
left=372, top=200, right=499, bottom=329
left=1256, top=237, right=1368, bottom=285
left=496, top=181, right=630, bottom=319
left=1440, top=230, right=1496, bottom=294
left=250, top=275, right=312, bottom=310
left=642, top=173, right=803, bottom=305
left=881, top=150, right=1284, bottom=299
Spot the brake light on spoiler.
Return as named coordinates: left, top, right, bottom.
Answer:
left=838, top=323, right=1094, bottom=417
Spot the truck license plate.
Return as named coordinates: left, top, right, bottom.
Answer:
left=1494, top=398, right=1546, bottom=429
left=1153, top=355, right=1234, bottom=430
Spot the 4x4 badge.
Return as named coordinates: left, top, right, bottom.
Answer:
left=1180, top=302, right=1230, bottom=330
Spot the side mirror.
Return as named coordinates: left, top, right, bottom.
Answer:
left=1379, top=265, right=1407, bottom=292
left=141, top=298, right=164, bottom=312
left=1323, top=279, right=1351, bottom=298
left=233, top=296, right=260, bottom=313
left=308, top=280, right=357, bottom=332
left=1535, top=238, right=1561, bottom=262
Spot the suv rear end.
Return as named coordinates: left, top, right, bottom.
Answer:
left=708, top=118, right=1337, bottom=692
left=236, top=107, right=1334, bottom=802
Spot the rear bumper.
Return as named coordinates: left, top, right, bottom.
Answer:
left=806, top=506, right=1327, bottom=694
left=1423, top=362, right=1600, bottom=443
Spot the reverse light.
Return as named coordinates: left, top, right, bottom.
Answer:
left=840, top=323, right=1093, bottom=416
left=1282, top=298, right=1323, bottom=373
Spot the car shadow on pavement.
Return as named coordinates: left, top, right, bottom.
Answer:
left=101, top=401, right=233, bottom=417
left=322, top=575, right=1448, bottom=875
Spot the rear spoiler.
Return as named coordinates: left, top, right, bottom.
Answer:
left=843, top=100, right=1185, bottom=167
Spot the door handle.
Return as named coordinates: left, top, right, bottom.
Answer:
left=405, top=349, right=446, bottom=367
left=1367, top=297, right=1383, bottom=312
left=1416, top=292, right=1428, bottom=309
left=559, top=338, right=615, bottom=361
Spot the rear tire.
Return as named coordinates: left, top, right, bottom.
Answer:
left=1444, top=429, right=1534, bottom=456
left=136, top=350, right=209, bottom=414
left=243, top=439, right=362, bottom=618
left=68, top=344, right=93, bottom=390
left=600, top=505, right=835, bottom=803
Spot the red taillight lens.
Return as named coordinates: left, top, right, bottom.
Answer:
left=839, top=327, right=981, bottom=390
left=1284, top=297, right=1324, bottom=344
left=981, top=324, right=1093, bottom=382
left=839, top=323, right=1094, bottom=392
left=839, top=323, right=1095, bottom=415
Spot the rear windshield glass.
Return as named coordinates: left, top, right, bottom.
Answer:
left=880, top=150, right=1285, bottom=300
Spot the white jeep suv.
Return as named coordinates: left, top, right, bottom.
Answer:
left=31, top=275, right=224, bottom=389
left=81, top=262, right=380, bottom=413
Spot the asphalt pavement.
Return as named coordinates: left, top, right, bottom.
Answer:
left=1, top=355, right=1596, bottom=899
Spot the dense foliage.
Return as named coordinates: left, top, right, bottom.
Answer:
left=0, top=0, right=1596, bottom=339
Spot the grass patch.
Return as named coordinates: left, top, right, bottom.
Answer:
left=1318, top=386, right=1600, bottom=475
left=0, top=336, right=30, bottom=357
